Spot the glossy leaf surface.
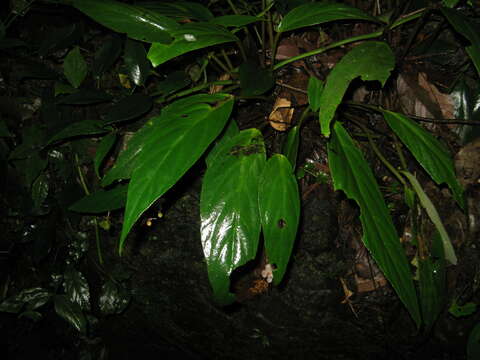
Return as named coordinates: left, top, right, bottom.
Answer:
left=258, top=154, right=299, bottom=285
left=120, top=94, right=234, bottom=252
left=73, top=0, right=178, bottom=44
left=54, top=295, right=87, bottom=334
left=328, top=122, right=421, bottom=327
left=63, top=267, right=90, bottom=311
left=147, top=23, right=238, bottom=67
left=383, top=110, right=465, bottom=209
left=277, top=2, right=380, bottom=32
left=402, top=171, right=457, bottom=265
left=124, top=39, right=151, bottom=86
left=308, top=76, right=324, bottom=112
left=92, top=35, right=122, bottom=78
left=103, top=94, right=152, bottom=125
left=99, top=280, right=131, bottom=315
left=46, top=120, right=107, bottom=146
left=210, top=15, right=260, bottom=27
left=282, top=125, right=300, bottom=169
left=63, top=46, right=87, bottom=88
left=200, top=129, right=266, bottom=304
left=320, top=42, right=394, bottom=137
left=0, top=287, right=51, bottom=313
left=69, top=184, right=128, bottom=213
left=451, top=78, right=480, bottom=145
left=138, top=1, right=213, bottom=21
left=205, top=118, right=239, bottom=167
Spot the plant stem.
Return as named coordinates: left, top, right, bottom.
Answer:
left=211, top=55, right=232, bottom=74
left=164, top=80, right=237, bottom=102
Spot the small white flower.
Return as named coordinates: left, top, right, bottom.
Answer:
left=261, top=264, right=274, bottom=283
left=184, top=34, right=196, bottom=42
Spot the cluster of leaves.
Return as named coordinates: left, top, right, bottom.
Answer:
left=1, top=0, right=479, bottom=350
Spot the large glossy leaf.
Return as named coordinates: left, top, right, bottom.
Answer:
left=103, top=94, right=152, bottom=125
left=120, top=94, right=234, bottom=252
left=46, top=119, right=108, bottom=146
left=54, top=295, right=87, bottom=334
left=200, top=129, right=266, bottom=304
left=92, top=35, right=122, bottom=78
left=277, top=2, right=380, bottom=33
left=63, top=267, right=90, bottom=311
left=451, top=78, right=480, bottom=145
left=124, top=39, right=151, bottom=86
left=402, top=171, right=457, bottom=265
left=205, top=118, right=239, bottom=167
left=319, top=41, right=394, bottom=137
left=383, top=110, right=465, bottom=209
left=69, top=184, right=128, bottom=213
left=138, top=1, right=213, bottom=21
left=0, top=287, right=51, bottom=313
left=328, top=122, right=421, bottom=327
left=94, top=132, right=117, bottom=178
left=441, top=7, right=480, bottom=76
left=99, top=280, right=130, bottom=315
left=258, top=154, right=300, bottom=285
left=147, top=23, right=238, bottom=67
left=72, top=0, right=178, bottom=44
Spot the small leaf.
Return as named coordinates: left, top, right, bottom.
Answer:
left=120, top=94, right=234, bottom=252
left=99, top=280, right=130, bottom=315
left=210, top=15, right=260, bottom=27
left=103, top=94, right=152, bottom=125
left=277, top=2, right=380, bottom=33
left=239, top=60, right=274, bottom=96
left=328, top=122, right=421, bottom=327
left=282, top=125, right=300, bottom=169
left=92, top=35, right=122, bottom=78
left=259, top=154, right=300, bottom=285
left=308, top=76, right=324, bottom=112
left=401, top=171, right=457, bottom=265
left=63, top=267, right=91, bottom=311
left=69, top=184, right=128, bottom=213
left=320, top=42, right=395, bottom=137
left=56, top=89, right=112, bottom=105
left=449, top=299, right=477, bottom=317
left=124, top=39, right=151, bottom=86
left=94, top=132, right=117, bottom=178
left=54, top=295, right=87, bottom=334
left=46, top=119, right=108, bottom=146
left=383, top=110, right=465, bottom=209
left=73, top=0, right=179, bottom=44
left=63, top=47, right=87, bottom=88
left=147, top=23, right=238, bottom=68
left=201, top=129, right=266, bottom=304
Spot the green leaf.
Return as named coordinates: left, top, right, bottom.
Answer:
left=152, top=71, right=191, bottom=97
left=441, top=7, right=480, bottom=76
left=320, top=41, right=394, bottom=137
left=442, top=0, right=460, bottom=7
left=258, top=154, right=300, bottom=285
left=69, top=184, right=128, bottom=213
left=449, top=299, right=477, bottom=317
left=147, top=23, right=238, bottom=67
left=277, top=2, right=380, bottom=33
left=63, top=267, right=90, bottom=311
left=308, top=76, right=324, bottom=112
left=205, top=118, right=239, bottom=167
left=54, top=295, right=87, bottom=334
left=451, top=78, right=480, bottom=145
left=282, top=125, right=300, bottom=169
left=99, top=280, right=130, bottom=315
left=94, top=132, right=117, bottom=178
left=138, top=1, right=213, bottom=21
left=54, top=82, right=76, bottom=96
left=46, top=120, right=108, bottom=146
left=0, top=287, right=51, bottom=313
left=72, top=0, right=179, bottom=44
left=63, top=47, right=87, bottom=88
left=124, top=39, right=151, bottom=86
left=56, top=89, right=112, bottom=105
left=468, top=323, right=480, bottom=360
left=418, top=232, right=446, bottom=332
left=328, top=122, right=421, bottom=327
left=0, top=120, right=11, bottom=137
left=92, top=35, right=122, bottom=78
left=103, top=94, right=152, bottom=125
left=200, top=129, right=266, bottom=304
left=401, top=171, right=457, bottom=265
left=120, top=94, right=234, bottom=253
left=32, top=173, right=49, bottom=210
left=210, top=15, right=260, bottom=27
left=239, top=60, right=274, bottom=96
left=39, top=24, right=81, bottom=57
left=383, top=110, right=465, bottom=209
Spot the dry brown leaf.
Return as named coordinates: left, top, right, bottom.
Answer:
left=268, top=97, right=294, bottom=131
